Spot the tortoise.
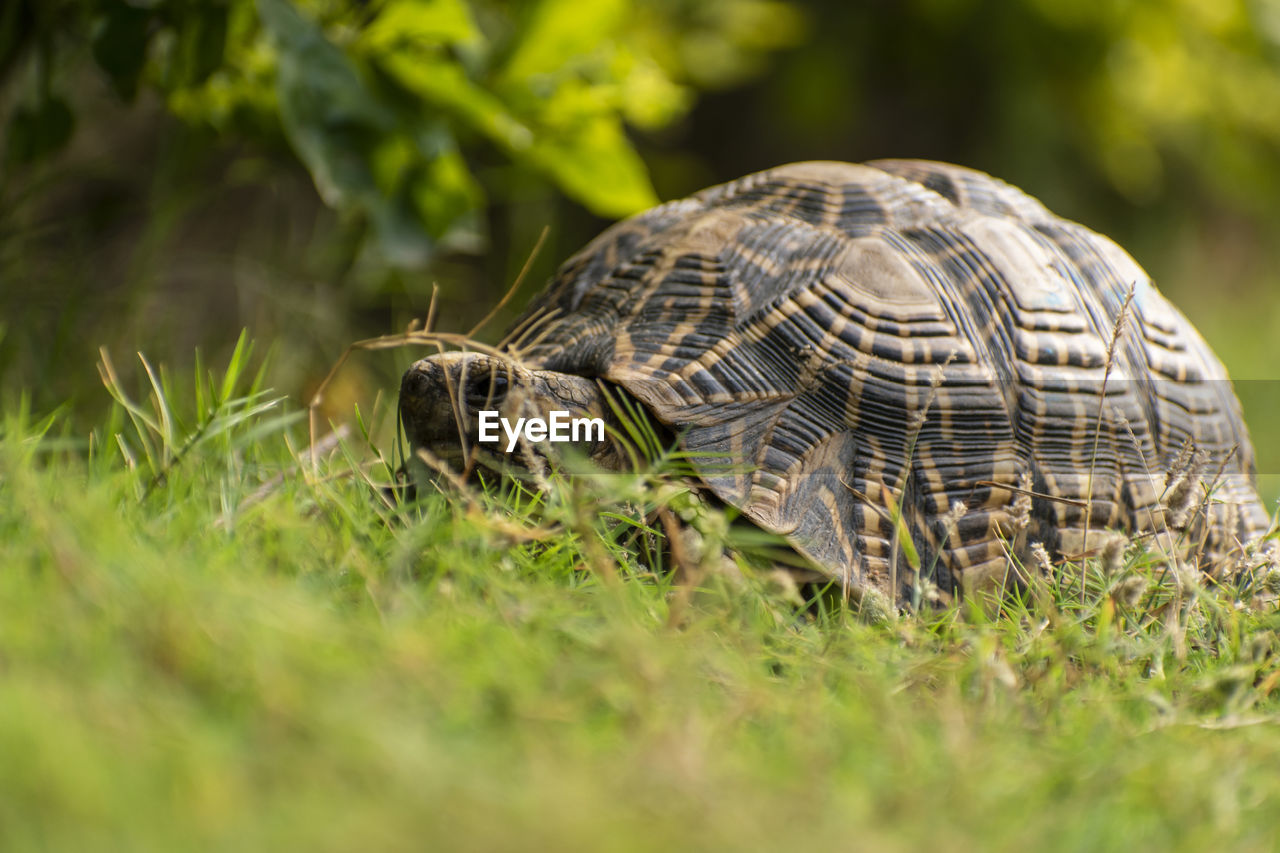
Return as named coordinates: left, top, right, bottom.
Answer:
left=399, top=159, right=1272, bottom=602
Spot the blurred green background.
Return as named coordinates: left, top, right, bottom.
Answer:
left=3, top=0, right=1279, bottom=497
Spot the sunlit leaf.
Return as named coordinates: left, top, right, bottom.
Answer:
left=372, top=51, right=534, bottom=152
left=412, top=143, right=485, bottom=243
left=361, top=0, right=480, bottom=51
left=614, top=53, right=691, bottom=130
left=529, top=115, right=658, bottom=216
left=503, top=0, right=626, bottom=82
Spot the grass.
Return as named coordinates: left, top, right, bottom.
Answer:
left=3, top=342, right=1280, bottom=852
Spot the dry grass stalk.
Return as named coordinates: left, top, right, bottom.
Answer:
left=1082, top=284, right=1135, bottom=573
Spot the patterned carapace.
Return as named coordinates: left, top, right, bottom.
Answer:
left=418, top=160, right=1272, bottom=599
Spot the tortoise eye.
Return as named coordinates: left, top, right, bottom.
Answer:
left=464, top=370, right=509, bottom=410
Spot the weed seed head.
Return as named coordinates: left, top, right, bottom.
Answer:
left=1162, top=443, right=1207, bottom=529
left=1099, top=533, right=1127, bottom=577
left=1009, top=472, right=1032, bottom=537
left=1172, top=559, right=1200, bottom=593
left=941, top=501, right=967, bottom=544
left=1113, top=575, right=1148, bottom=609
left=1262, top=566, right=1280, bottom=597
left=857, top=587, right=895, bottom=626
left=1030, top=542, right=1053, bottom=577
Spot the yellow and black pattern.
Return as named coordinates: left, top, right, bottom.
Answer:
left=502, top=160, right=1270, bottom=599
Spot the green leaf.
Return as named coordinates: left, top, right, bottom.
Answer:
left=174, top=4, right=230, bottom=87
left=5, top=96, right=74, bottom=165
left=361, top=0, right=480, bottom=51
left=0, top=1, right=31, bottom=74
left=529, top=115, right=657, bottom=217
left=257, top=0, right=439, bottom=265
left=411, top=144, right=485, bottom=243
left=257, top=0, right=394, bottom=206
left=614, top=52, right=691, bottom=131
left=370, top=51, right=534, bottom=152
left=376, top=48, right=655, bottom=215
left=503, top=0, right=626, bottom=81
left=92, top=2, right=153, bottom=101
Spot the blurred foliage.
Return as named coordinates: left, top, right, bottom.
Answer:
left=7, top=0, right=1280, bottom=261
left=685, top=0, right=1280, bottom=216
left=0, top=0, right=804, bottom=264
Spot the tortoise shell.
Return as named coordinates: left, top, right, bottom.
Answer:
left=413, top=160, right=1272, bottom=598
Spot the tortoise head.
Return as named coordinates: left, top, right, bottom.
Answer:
left=399, top=352, right=624, bottom=477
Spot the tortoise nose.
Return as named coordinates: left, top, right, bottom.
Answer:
left=399, top=360, right=452, bottom=442
left=400, top=361, right=442, bottom=406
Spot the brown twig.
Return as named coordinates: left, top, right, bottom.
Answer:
left=467, top=226, right=550, bottom=339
